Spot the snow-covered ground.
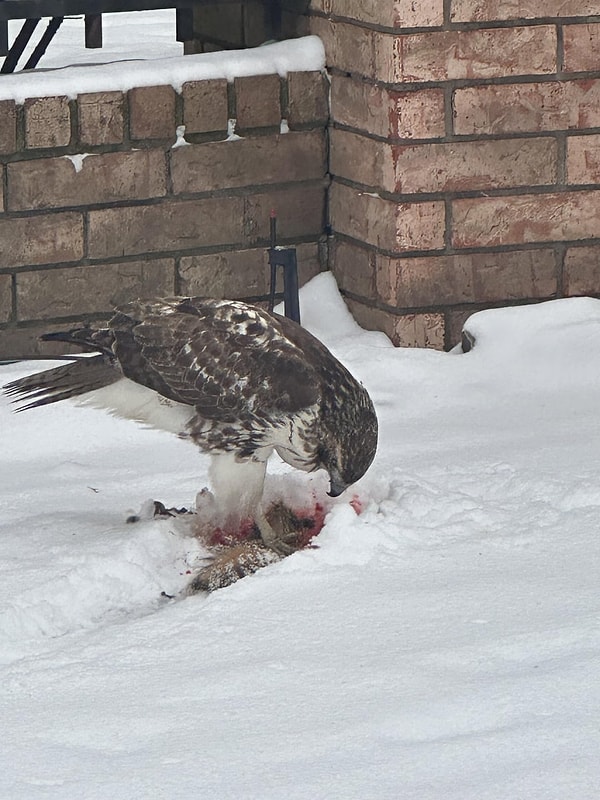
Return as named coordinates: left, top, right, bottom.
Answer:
left=1, top=273, right=600, bottom=799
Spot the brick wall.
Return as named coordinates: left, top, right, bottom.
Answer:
left=0, top=71, right=329, bottom=358
left=309, top=0, right=600, bottom=348
left=4, top=4, right=600, bottom=356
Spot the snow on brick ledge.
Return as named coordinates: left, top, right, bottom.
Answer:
left=0, top=36, right=325, bottom=104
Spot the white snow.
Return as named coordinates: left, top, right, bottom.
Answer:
left=63, top=152, right=94, bottom=172
left=2, top=273, right=600, bottom=799
left=0, top=11, right=325, bottom=102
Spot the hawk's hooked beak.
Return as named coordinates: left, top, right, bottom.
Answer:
left=327, top=478, right=347, bottom=498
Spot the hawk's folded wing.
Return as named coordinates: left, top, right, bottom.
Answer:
left=110, top=298, right=320, bottom=422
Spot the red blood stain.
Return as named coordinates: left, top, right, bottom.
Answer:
left=205, top=501, right=329, bottom=550
left=207, top=518, right=256, bottom=548
left=293, top=501, right=326, bottom=549
left=350, top=495, right=363, bottom=515
left=203, top=497, right=362, bottom=551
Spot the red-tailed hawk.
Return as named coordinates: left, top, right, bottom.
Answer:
left=3, top=297, right=378, bottom=555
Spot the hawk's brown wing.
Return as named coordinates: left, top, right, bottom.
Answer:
left=109, top=298, right=320, bottom=422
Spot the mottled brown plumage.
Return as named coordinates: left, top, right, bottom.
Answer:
left=3, top=297, right=378, bottom=556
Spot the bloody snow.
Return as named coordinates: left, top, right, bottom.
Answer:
left=1, top=273, right=599, bottom=799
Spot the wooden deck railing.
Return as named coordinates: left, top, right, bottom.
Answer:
left=0, top=1, right=281, bottom=73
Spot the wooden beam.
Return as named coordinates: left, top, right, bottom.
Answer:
left=0, top=20, right=8, bottom=55
left=175, top=7, right=193, bottom=43
left=85, top=13, right=102, bottom=48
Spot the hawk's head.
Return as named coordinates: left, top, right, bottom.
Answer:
left=317, top=387, right=378, bottom=498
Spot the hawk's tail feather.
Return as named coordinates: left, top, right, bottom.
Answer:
left=2, top=355, right=119, bottom=411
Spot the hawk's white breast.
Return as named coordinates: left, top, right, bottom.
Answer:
left=272, top=405, right=319, bottom=471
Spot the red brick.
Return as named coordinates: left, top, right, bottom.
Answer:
left=330, top=240, right=376, bottom=299
left=341, top=297, right=395, bottom=339
left=0, top=321, right=103, bottom=359
left=564, top=24, right=600, bottom=73
left=329, top=129, right=390, bottom=189
left=294, top=242, right=325, bottom=287
left=330, top=128, right=557, bottom=193
left=454, top=79, right=600, bottom=135
left=1, top=212, right=83, bottom=267
left=452, top=190, right=600, bottom=248
left=391, top=0, right=444, bottom=26
left=171, top=131, right=326, bottom=193
left=88, top=197, right=245, bottom=259
left=313, top=0, right=444, bottom=27
left=129, top=85, right=176, bottom=141
left=180, top=242, right=321, bottom=299
left=0, top=274, right=12, bottom=323
left=235, top=75, right=281, bottom=129
left=344, top=296, right=445, bottom=348
left=313, top=18, right=555, bottom=83
left=309, top=17, right=379, bottom=79
left=330, top=181, right=445, bottom=253
left=287, top=72, right=329, bottom=128
left=397, top=87, right=447, bottom=139
left=393, top=138, right=557, bottom=194
left=337, top=296, right=382, bottom=333
left=564, top=246, right=600, bottom=296
left=392, top=25, right=556, bottom=82
left=451, top=0, right=600, bottom=22
left=16, top=259, right=175, bottom=321
left=182, top=79, right=229, bottom=134
left=0, top=100, right=17, bottom=154
left=262, top=241, right=327, bottom=291
left=179, top=249, right=269, bottom=298
left=8, top=150, right=167, bottom=211
left=567, top=134, right=600, bottom=184
left=243, top=184, right=327, bottom=244
left=331, top=76, right=445, bottom=139
left=78, top=91, right=124, bottom=146
left=179, top=241, right=321, bottom=301
left=376, top=250, right=557, bottom=308
left=392, top=313, right=445, bottom=349
left=24, top=96, right=71, bottom=148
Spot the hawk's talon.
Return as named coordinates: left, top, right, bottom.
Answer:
left=254, top=506, right=301, bottom=556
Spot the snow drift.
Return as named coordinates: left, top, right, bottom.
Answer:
left=1, top=274, right=600, bottom=799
